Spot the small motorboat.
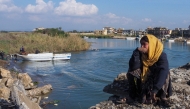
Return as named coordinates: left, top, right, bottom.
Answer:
left=17, top=53, right=71, bottom=61
left=126, top=37, right=136, bottom=40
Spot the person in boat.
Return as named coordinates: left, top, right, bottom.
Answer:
left=118, top=34, right=172, bottom=107
left=35, top=49, right=40, bottom=54
left=20, top=46, right=26, bottom=55
left=0, top=51, right=4, bottom=60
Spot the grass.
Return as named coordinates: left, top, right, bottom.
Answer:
left=80, top=34, right=114, bottom=38
left=0, top=32, right=91, bottom=54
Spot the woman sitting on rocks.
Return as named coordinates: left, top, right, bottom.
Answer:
left=120, top=35, right=172, bottom=107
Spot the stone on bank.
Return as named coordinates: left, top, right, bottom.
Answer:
left=0, top=66, right=53, bottom=109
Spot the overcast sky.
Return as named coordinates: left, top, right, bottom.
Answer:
left=0, top=0, right=190, bottom=31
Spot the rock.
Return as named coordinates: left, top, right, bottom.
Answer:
left=0, top=86, right=10, bottom=100
left=0, top=67, right=53, bottom=109
left=5, top=78, right=14, bottom=88
left=179, top=62, right=190, bottom=69
left=0, top=68, right=11, bottom=78
left=114, top=73, right=127, bottom=81
left=13, top=90, right=42, bottom=109
left=27, top=84, right=53, bottom=96
left=18, top=73, right=32, bottom=88
left=0, top=78, right=8, bottom=87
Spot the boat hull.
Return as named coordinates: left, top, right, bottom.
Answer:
left=126, top=37, right=136, bottom=40
left=187, top=41, right=190, bottom=44
left=18, top=53, right=71, bottom=61
left=53, top=53, right=71, bottom=60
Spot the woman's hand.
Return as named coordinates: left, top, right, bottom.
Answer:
left=138, top=47, right=148, bottom=53
left=151, top=92, right=156, bottom=102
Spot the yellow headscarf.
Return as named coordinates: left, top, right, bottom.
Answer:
left=141, top=34, right=163, bottom=83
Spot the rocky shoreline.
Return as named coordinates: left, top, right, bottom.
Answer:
left=89, top=63, right=190, bottom=109
left=0, top=60, right=53, bottom=109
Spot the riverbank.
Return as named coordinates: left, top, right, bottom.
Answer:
left=89, top=62, right=190, bottom=109
left=0, top=60, right=53, bottom=109
left=0, top=60, right=8, bottom=68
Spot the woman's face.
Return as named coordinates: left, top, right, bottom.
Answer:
left=140, top=40, right=149, bottom=53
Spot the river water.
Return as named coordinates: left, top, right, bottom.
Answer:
left=12, top=39, right=190, bottom=109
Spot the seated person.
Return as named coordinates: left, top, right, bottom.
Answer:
left=20, top=46, right=26, bottom=55
left=35, top=49, right=40, bottom=54
left=120, top=35, right=172, bottom=107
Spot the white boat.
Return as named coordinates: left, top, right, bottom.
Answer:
left=186, top=40, right=190, bottom=44
left=53, top=53, right=71, bottom=60
left=126, top=37, right=136, bottom=40
left=168, top=39, right=175, bottom=42
left=84, top=36, right=89, bottom=39
left=17, top=53, right=71, bottom=61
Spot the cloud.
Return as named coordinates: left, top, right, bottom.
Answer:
left=54, top=0, right=98, bottom=16
left=0, top=0, right=22, bottom=13
left=183, top=20, right=190, bottom=24
left=104, top=13, right=132, bottom=24
left=0, top=0, right=11, bottom=3
left=105, top=13, right=119, bottom=19
left=142, top=18, right=152, bottom=22
left=25, top=0, right=53, bottom=13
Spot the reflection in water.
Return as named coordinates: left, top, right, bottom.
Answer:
left=18, top=60, right=70, bottom=68
left=15, top=60, right=70, bottom=76
left=164, top=41, right=189, bottom=51
left=87, top=39, right=140, bottom=49
left=168, top=42, right=173, bottom=49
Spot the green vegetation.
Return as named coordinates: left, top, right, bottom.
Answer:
left=34, top=28, right=69, bottom=37
left=80, top=34, right=114, bottom=38
left=0, top=32, right=90, bottom=54
left=33, top=81, right=39, bottom=86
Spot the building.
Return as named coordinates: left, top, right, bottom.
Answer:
left=146, top=27, right=171, bottom=38
left=94, top=27, right=115, bottom=35
left=122, top=29, right=136, bottom=36
left=136, top=30, right=147, bottom=37
left=94, top=30, right=104, bottom=35
left=33, top=27, right=46, bottom=31
left=116, top=28, right=124, bottom=35
left=103, top=27, right=115, bottom=34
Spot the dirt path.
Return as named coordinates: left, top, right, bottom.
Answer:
left=0, top=60, right=8, bottom=68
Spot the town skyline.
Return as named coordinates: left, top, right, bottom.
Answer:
left=0, top=0, right=190, bottom=31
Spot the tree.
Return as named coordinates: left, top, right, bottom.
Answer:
left=58, top=27, right=62, bottom=31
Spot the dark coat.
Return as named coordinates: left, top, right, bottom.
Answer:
left=149, top=51, right=172, bottom=97
left=128, top=48, right=142, bottom=72
left=128, top=48, right=172, bottom=97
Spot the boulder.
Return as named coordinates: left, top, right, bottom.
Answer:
left=11, top=80, right=41, bottom=109
left=0, top=86, right=10, bottom=100
left=0, top=68, right=11, bottom=78
left=18, top=73, right=33, bottom=88
left=5, top=78, right=14, bottom=88
left=0, top=78, right=8, bottom=87
left=0, top=63, right=53, bottom=108
left=27, top=84, right=53, bottom=96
